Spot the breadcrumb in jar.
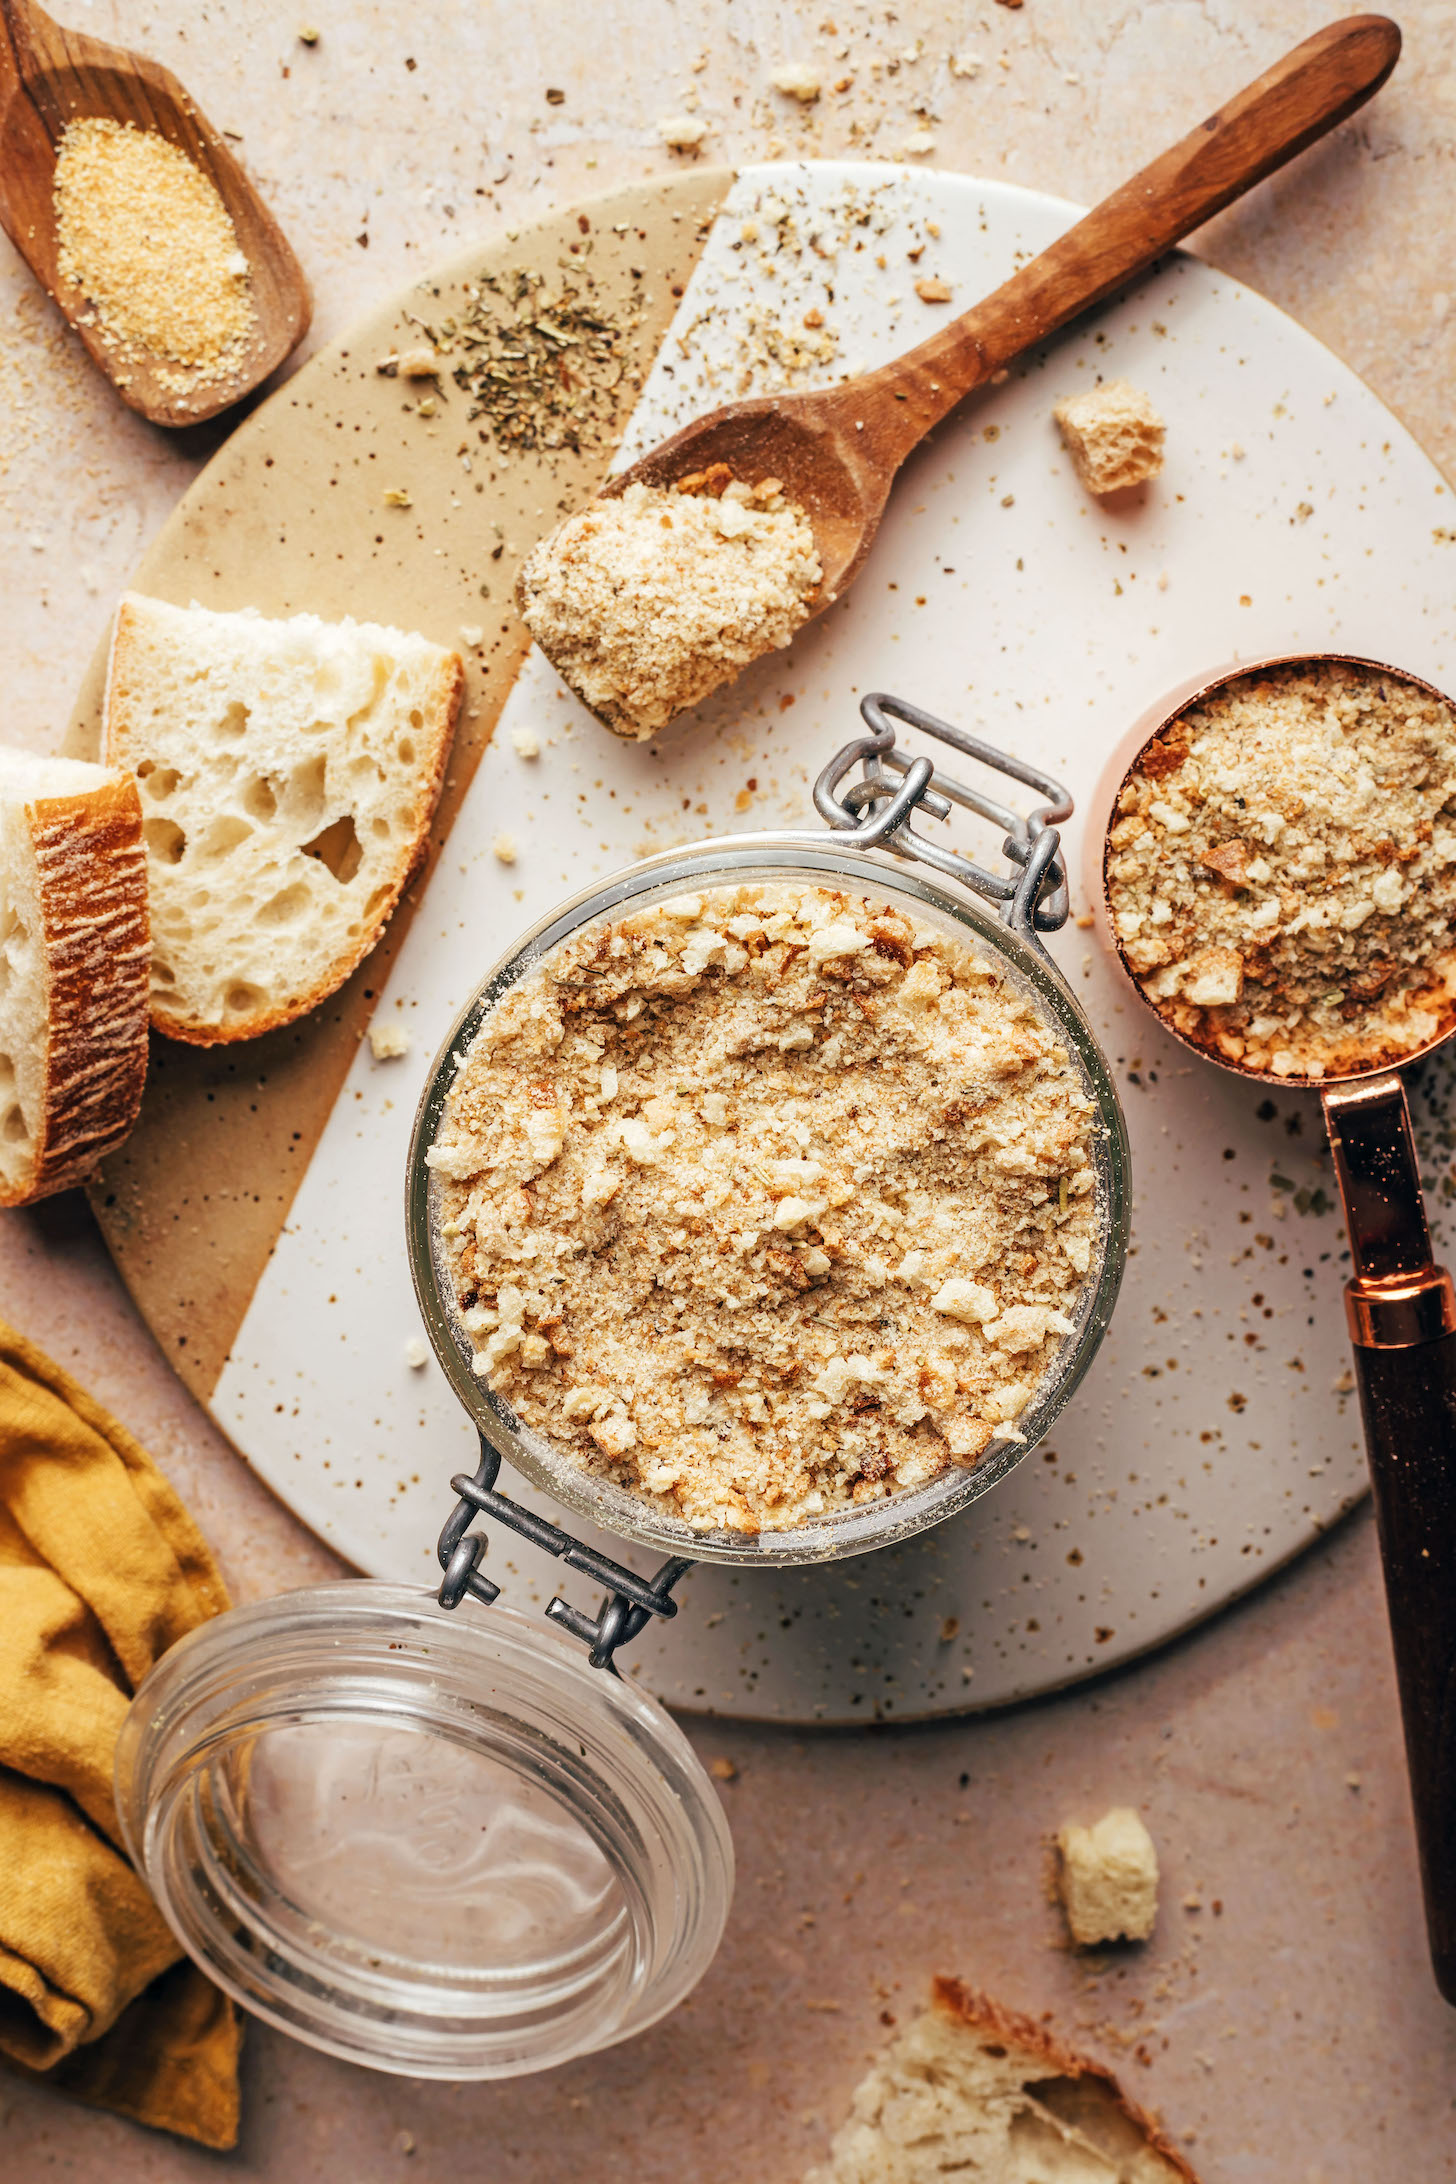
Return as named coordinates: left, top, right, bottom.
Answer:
left=428, top=882, right=1100, bottom=1535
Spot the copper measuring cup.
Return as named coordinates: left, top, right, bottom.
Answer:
left=1093, top=653, right=1456, bottom=2006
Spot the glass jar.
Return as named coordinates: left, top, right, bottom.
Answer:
left=410, top=836, right=1129, bottom=1566
left=116, top=695, right=1131, bottom=2079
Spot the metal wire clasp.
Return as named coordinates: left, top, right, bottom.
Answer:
left=436, top=1438, right=691, bottom=1673
left=813, top=692, right=1073, bottom=938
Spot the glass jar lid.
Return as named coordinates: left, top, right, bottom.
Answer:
left=115, top=1584, right=733, bottom=2079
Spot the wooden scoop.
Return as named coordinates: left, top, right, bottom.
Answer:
left=612, top=15, right=1400, bottom=606
left=0, top=0, right=310, bottom=427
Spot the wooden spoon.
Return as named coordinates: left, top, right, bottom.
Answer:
left=0, top=0, right=310, bottom=428
left=612, top=15, right=1401, bottom=609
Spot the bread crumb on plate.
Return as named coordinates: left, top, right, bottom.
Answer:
left=492, top=832, right=518, bottom=864
left=1057, top=1806, right=1159, bottom=1946
left=404, top=1336, right=428, bottom=1369
left=1053, top=379, right=1164, bottom=495
left=772, top=62, right=822, bottom=102
left=509, top=727, right=541, bottom=759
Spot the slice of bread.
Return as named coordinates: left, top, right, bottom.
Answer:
left=806, top=1978, right=1199, bottom=2184
left=0, top=748, right=149, bottom=1207
left=104, top=596, right=464, bottom=1044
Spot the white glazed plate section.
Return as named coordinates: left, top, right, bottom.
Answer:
left=213, top=162, right=1456, bottom=1721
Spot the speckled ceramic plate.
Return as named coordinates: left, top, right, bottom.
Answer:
left=89, top=162, right=1456, bottom=1720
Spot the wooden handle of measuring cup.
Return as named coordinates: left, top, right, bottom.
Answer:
left=1325, top=1076, right=1456, bottom=2006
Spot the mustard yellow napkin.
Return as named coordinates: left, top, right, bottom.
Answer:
left=0, top=1319, right=240, bottom=2149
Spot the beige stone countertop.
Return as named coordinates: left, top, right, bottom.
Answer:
left=3, top=1, right=1455, bottom=2174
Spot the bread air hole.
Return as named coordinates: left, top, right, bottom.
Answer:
left=396, top=737, right=417, bottom=765
left=224, top=982, right=265, bottom=1017
left=371, top=816, right=391, bottom=839
left=240, top=772, right=279, bottom=822
left=215, top=701, right=250, bottom=741
left=0, top=1057, right=26, bottom=1147
left=144, top=817, right=187, bottom=865
left=137, top=762, right=182, bottom=801
left=301, top=813, right=363, bottom=885
left=198, top=815, right=253, bottom=862
left=153, top=961, right=178, bottom=985
left=258, top=882, right=311, bottom=928
left=288, top=754, right=328, bottom=830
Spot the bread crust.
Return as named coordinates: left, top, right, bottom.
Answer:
left=105, top=601, right=464, bottom=1044
left=931, top=1977, right=1202, bottom=2184
left=1, top=776, right=151, bottom=1207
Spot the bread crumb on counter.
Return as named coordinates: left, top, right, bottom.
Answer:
left=491, top=832, right=518, bottom=864
left=404, top=1336, right=428, bottom=1369
left=428, top=882, right=1099, bottom=1536
left=517, top=476, right=821, bottom=740
left=1054, top=379, right=1165, bottom=495
left=1057, top=1806, right=1159, bottom=1946
left=658, top=114, right=709, bottom=150
left=1105, top=660, right=1456, bottom=1079
left=509, top=727, right=541, bottom=759
left=368, top=1020, right=412, bottom=1061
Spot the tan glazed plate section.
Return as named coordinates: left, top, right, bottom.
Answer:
left=66, top=160, right=1456, bottom=1723
left=66, top=167, right=733, bottom=1392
